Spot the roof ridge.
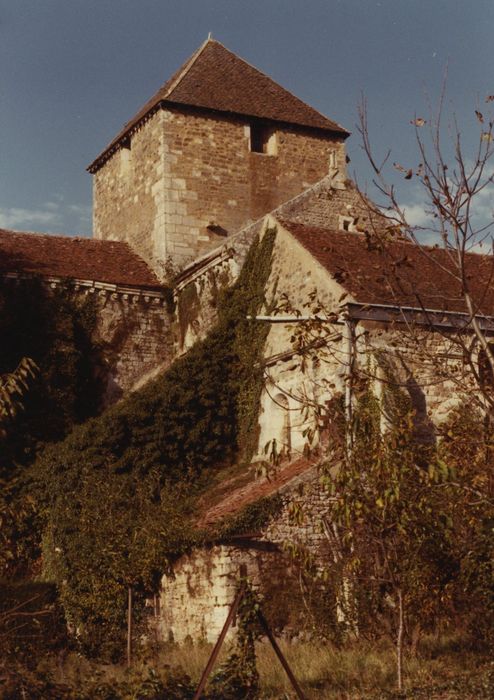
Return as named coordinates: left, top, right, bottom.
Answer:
left=167, top=39, right=349, bottom=134
left=279, top=219, right=494, bottom=260
left=0, top=228, right=85, bottom=241
left=0, top=229, right=162, bottom=289
left=0, top=228, right=135, bottom=247
left=163, top=36, right=212, bottom=101
left=208, top=42, right=348, bottom=135
left=88, top=41, right=349, bottom=172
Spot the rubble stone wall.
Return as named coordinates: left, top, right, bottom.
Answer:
left=91, top=289, right=174, bottom=402
left=92, top=106, right=345, bottom=274
left=158, top=543, right=289, bottom=644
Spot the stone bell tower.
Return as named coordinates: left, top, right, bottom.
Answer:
left=87, top=38, right=349, bottom=276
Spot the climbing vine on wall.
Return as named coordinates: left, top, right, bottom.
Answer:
left=0, top=278, right=103, bottom=470
left=33, top=228, right=278, bottom=659
left=0, top=278, right=104, bottom=579
left=208, top=582, right=261, bottom=699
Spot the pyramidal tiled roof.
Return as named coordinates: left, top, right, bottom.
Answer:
left=88, top=38, right=349, bottom=172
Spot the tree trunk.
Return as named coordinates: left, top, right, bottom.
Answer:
left=396, top=588, right=404, bottom=692
left=127, top=585, right=132, bottom=668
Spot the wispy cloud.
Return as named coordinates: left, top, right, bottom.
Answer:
left=399, top=179, right=494, bottom=237
left=400, top=202, right=431, bottom=228
left=0, top=200, right=92, bottom=234
left=67, top=204, right=91, bottom=222
left=0, top=206, right=61, bottom=229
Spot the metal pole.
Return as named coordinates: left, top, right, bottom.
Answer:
left=256, top=609, right=307, bottom=700
left=193, top=584, right=245, bottom=700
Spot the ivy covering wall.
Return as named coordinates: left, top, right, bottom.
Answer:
left=33, top=228, right=278, bottom=659
left=0, top=279, right=105, bottom=580
left=0, top=278, right=103, bottom=470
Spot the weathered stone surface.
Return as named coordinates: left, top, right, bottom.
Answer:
left=91, top=291, right=174, bottom=402
left=93, top=106, right=345, bottom=274
left=158, top=544, right=286, bottom=643
left=93, top=110, right=165, bottom=272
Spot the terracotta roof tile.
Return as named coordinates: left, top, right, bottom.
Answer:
left=176, top=176, right=388, bottom=285
left=280, top=219, right=494, bottom=315
left=0, top=229, right=162, bottom=290
left=88, top=39, right=348, bottom=172
left=199, top=457, right=316, bottom=527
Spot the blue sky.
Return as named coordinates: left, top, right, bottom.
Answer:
left=0, top=0, right=492, bottom=237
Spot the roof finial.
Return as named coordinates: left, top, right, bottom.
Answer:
left=208, top=32, right=212, bottom=40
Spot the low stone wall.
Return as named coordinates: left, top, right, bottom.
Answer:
left=158, top=541, right=296, bottom=644
left=157, top=469, right=338, bottom=645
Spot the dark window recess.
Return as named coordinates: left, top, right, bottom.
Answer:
left=250, top=124, right=273, bottom=154
left=206, top=223, right=228, bottom=237
left=121, top=135, right=131, bottom=150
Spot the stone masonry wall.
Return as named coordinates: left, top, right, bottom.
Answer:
left=93, top=110, right=166, bottom=273
left=158, top=543, right=289, bottom=644
left=90, top=289, right=174, bottom=402
left=173, top=177, right=378, bottom=354
left=368, top=325, right=472, bottom=429
left=157, top=470, right=336, bottom=645
left=262, top=472, right=332, bottom=567
left=93, top=106, right=345, bottom=274
left=160, top=108, right=345, bottom=268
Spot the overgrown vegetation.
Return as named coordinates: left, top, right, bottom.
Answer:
left=0, top=278, right=103, bottom=467
left=207, top=583, right=260, bottom=699
left=212, top=494, right=283, bottom=540
left=1, top=634, right=493, bottom=699
left=28, top=229, right=277, bottom=659
left=0, top=279, right=104, bottom=580
left=318, top=358, right=494, bottom=691
left=0, top=581, right=67, bottom=662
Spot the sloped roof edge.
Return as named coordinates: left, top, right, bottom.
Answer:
left=198, top=456, right=318, bottom=528
left=0, top=228, right=163, bottom=291
left=88, top=39, right=349, bottom=173
left=279, top=219, right=494, bottom=317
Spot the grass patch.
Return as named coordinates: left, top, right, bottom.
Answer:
left=5, top=633, right=491, bottom=699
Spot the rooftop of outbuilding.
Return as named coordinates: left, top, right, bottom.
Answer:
left=198, top=456, right=317, bottom=528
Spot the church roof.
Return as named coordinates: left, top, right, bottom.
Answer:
left=88, top=39, right=348, bottom=172
left=280, top=219, right=494, bottom=316
left=0, top=229, right=162, bottom=290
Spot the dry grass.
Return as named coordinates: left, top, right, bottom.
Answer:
left=41, top=633, right=491, bottom=699
left=140, top=633, right=490, bottom=699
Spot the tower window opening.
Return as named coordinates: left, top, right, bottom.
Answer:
left=339, top=215, right=355, bottom=232
left=250, top=124, right=277, bottom=155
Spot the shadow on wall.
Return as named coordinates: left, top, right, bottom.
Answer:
left=405, top=374, right=437, bottom=447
